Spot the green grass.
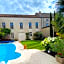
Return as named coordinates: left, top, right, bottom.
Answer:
left=21, top=40, right=45, bottom=50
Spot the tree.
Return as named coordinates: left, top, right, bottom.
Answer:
left=50, top=12, right=53, bottom=37
left=52, top=13, right=63, bottom=32
left=54, top=11, right=55, bottom=21
left=57, top=0, right=64, bottom=34
left=51, top=0, right=64, bottom=38
left=57, top=0, right=64, bottom=12
left=52, top=13, right=64, bottom=38
left=0, top=28, right=11, bottom=39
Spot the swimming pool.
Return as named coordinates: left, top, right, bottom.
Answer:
left=0, top=43, right=21, bottom=64
left=0, top=40, right=15, bottom=43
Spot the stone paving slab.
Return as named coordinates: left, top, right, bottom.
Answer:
left=5, top=41, right=60, bottom=64
left=8, top=49, right=60, bottom=64
left=13, top=41, right=24, bottom=50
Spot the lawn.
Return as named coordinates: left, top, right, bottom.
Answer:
left=21, top=40, right=45, bottom=50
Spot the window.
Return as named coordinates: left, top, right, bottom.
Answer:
left=35, top=22, right=38, bottom=28
left=10, top=22, right=13, bottom=29
left=20, top=22, right=23, bottom=29
left=46, top=23, right=49, bottom=27
left=29, top=22, right=32, bottom=29
left=2, top=22, right=5, bottom=28
left=29, top=32, right=32, bottom=36
left=11, top=33, right=14, bottom=39
left=46, top=19, right=48, bottom=22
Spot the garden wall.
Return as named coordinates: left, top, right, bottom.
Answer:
left=41, top=27, right=50, bottom=37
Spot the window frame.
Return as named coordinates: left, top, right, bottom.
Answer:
left=35, top=22, right=38, bottom=29
left=29, top=22, right=32, bottom=29
left=29, top=32, right=32, bottom=36
left=2, top=22, right=6, bottom=28
left=10, top=22, right=14, bottom=29
left=46, top=19, right=48, bottom=22
left=11, top=33, right=14, bottom=39
left=20, top=22, right=23, bottom=29
left=46, top=23, right=49, bottom=27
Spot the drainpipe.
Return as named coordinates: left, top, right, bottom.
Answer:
left=41, top=17, right=42, bottom=29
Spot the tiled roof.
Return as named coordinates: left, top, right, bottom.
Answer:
left=0, top=13, right=54, bottom=18
left=0, top=14, right=39, bottom=18
left=35, top=13, right=54, bottom=18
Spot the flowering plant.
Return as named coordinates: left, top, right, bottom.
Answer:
left=50, top=37, right=64, bottom=57
left=56, top=33, right=64, bottom=39
left=41, top=37, right=57, bottom=52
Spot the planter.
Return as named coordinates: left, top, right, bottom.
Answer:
left=55, top=55, right=64, bottom=64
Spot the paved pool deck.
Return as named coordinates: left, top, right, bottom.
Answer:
left=7, top=41, right=60, bottom=64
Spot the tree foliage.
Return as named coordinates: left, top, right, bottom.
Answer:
left=33, top=32, right=44, bottom=40
left=50, top=37, right=64, bottom=57
left=0, top=28, right=11, bottom=39
left=50, top=12, right=53, bottom=37
left=51, top=0, right=64, bottom=38
left=57, top=0, right=64, bottom=12
left=26, top=33, right=30, bottom=40
left=52, top=13, right=64, bottom=34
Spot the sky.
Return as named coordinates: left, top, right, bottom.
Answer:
left=0, top=0, right=58, bottom=15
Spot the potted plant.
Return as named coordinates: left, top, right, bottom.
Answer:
left=50, top=37, right=64, bottom=64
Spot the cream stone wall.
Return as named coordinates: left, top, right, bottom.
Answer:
left=41, top=27, right=50, bottom=37
left=0, top=21, right=1, bottom=27
left=41, top=18, right=50, bottom=28
left=0, top=16, right=52, bottom=40
left=0, top=17, right=41, bottom=40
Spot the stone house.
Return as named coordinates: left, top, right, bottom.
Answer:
left=0, top=11, right=54, bottom=41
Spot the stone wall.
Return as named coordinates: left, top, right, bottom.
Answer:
left=41, top=27, right=50, bottom=37
left=0, top=17, right=41, bottom=40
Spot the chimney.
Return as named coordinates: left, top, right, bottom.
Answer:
left=35, top=11, right=42, bottom=17
left=39, top=11, right=41, bottom=14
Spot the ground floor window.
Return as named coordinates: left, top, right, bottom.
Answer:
left=29, top=32, right=32, bottom=36
left=2, top=22, right=6, bottom=28
left=46, top=23, right=49, bottom=27
left=11, top=33, right=14, bottom=39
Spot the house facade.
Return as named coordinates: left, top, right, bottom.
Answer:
left=0, top=11, right=54, bottom=41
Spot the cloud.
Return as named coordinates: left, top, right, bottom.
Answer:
left=0, top=0, right=57, bottom=14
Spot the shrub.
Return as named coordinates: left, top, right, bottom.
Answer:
left=0, top=28, right=11, bottom=39
left=50, top=37, right=64, bottom=57
left=41, top=37, right=57, bottom=52
left=14, top=39, right=18, bottom=41
left=56, top=33, right=64, bottom=39
left=26, top=33, right=30, bottom=40
left=33, top=32, right=44, bottom=40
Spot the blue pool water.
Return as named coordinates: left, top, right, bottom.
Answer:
left=0, top=43, right=21, bottom=64
left=0, top=40, right=14, bottom=43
